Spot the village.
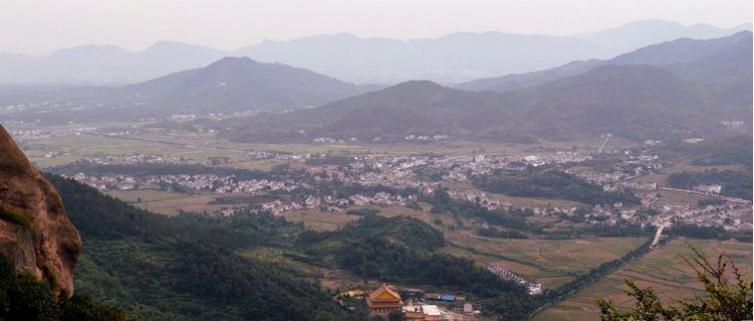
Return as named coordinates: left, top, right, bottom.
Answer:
left=60, top=141, right=752, bottom=233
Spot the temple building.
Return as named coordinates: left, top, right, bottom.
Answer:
left=366, top=283, right=403, bottom=316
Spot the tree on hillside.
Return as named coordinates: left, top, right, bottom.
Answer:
left=598, top=245, right=752, bottom=321
left=0, top=254, right=133, bottom=321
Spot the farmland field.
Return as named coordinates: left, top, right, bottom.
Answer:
left=532, top=238, right=753, bottom=321
left=281, top=205, right=432, bottom=231
left=442, top=231, right=649, bottom=288
left=108, top=190, right=232, bottom=216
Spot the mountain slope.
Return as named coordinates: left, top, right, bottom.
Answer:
left=499, top=65, right=723, bottom=140
left=221, top=64, right=726, bottom=143
left=113, top=57, right=371, bottom=115
left=0, top=125, right=81, bottom=293
left=48, top=175, right=365, bottom=321
left=1, top=57, right=376, bottom=123
left=221, top=80, right=523, bottom=143
left=458, top=31, right=753, bottom=103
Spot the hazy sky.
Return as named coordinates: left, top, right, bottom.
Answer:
left=1, top=0, right=751, bottom=55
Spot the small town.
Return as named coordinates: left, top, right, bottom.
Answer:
left=61, top=141, right=752, bottom=233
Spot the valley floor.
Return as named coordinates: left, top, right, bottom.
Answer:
left=12, top=123, right=753, bottom=321
left=531, top=238, right=752, bottom=321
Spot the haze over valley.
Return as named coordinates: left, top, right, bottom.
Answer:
left=0, top=19, right=750, bottom=85
left=0, top=2, right=751, bottom=321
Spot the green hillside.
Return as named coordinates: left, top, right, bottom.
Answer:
left=47, top=175, right=364, bottom=321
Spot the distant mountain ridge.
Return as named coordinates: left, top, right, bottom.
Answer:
left=218, top=32, right=751, bottom=144
left=114, top=56, right=373, bottom=115
left=498, top=65, right=723, bottom=141
left=0, top=57, right=377, bottom=123
left=456, top=31, right=752, bottom=111
left=0, top=19, right=749, bottom=85
left=237, top=20, right=750, bottom=84
left=578, top=19, right=751, bottom=54
left=219, top=66, right=724, bottom=143
left=0, top=42, right=226, bottom=85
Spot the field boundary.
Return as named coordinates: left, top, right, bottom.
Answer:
left=527, top=235, right=657, bottom=319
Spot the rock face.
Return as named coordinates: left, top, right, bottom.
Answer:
left=0, top=124, right=81, bottom=293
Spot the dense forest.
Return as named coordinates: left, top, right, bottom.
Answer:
left=472, top=168, right=639, bottom=205
left=0, top=254, right=132, bottom=321
left=47, top=175, right=365, bottom=321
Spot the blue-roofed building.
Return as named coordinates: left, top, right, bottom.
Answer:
left=438, top=295, right=455, bottom=302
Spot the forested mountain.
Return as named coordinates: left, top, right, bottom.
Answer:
left=457, top=32, right=753, bottom=120
left=212, top=31, right=751, bottom=143
left=496, top=65, right=725, bottom=141
left=48, top=176, right=365, bottom=321
left=458, top=31, right=752, bottom=98
left=0, top=57, right=376, bottom=123
left=219, top=80, right=522, bottom=143
left=113, top=57, right=373, bottom=115
left=219, top=63, right=730, bottom=143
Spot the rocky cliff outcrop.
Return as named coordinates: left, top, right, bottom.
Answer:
left=0, top=124, right=81, bottom=293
